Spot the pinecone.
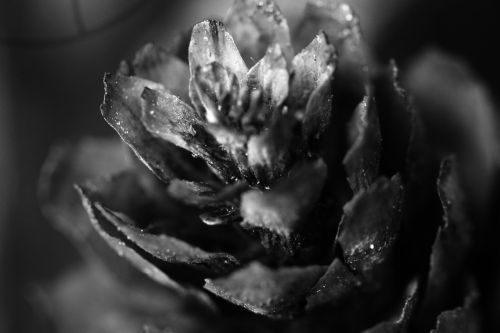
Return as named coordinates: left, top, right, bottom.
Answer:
left=39, top=0, right=500, bottom=332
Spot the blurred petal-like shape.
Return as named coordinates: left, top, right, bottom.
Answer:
left=431, top=290, right=481, bottom=333
left=167, top=179, right=246, bottom=226
left=77, top=171, right=255, bottom=283
left=405, top=50, right=500, bottom=210
left=291, top=33, right=336, bottom=146
left=337, top=175, right=403, bottom=278
left=132, top=43, right=190, bottom=102
left=39, top=138, right=131, bottom=241
left=302, top=76, right=334, bottom=146
left=167, top=179, right=243, bottom=208
left=39, top=138, right=157, bottom=284
left=101, top=74, right=213, bottom=183
left=205, top=124, right=253, bottom=182
left=296, top=1, right=360, bottom=46
left=306, top=259, right=361, bottom=311
left=240, top=159, right=327, bottom=256
left=296, top=1, right=368, bottom=97
left=189, top=20, right=248, bottom=83
left=289, top=31, right=336, bottom=109
left=192, top=62, right=239, bottom=125
left=361, top=281, right=418, bottom=333
left=373, top=61, right=412, bottom=177
left=43, top=264, right=211, bottom=333
left=205, top=262, right=326, bottom=319
left=78, top=188, right=182, bottom=290
left=225, top=0, right=293, bottom=64
left=246, top=112, right=297, bottom=183
left=246, top=44, right=289, bottom=112
left=343, top=95, right=382, bottom=193
left=141, top=87, right=201, bottom=150
left=140, top=86, right=239, bottom=182
left=417, top=156, right=475, bottom=330
left=102, top=209, right=240, bottom=278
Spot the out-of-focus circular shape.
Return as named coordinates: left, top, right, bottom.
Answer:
left=0, top=0, right=146, bottom=47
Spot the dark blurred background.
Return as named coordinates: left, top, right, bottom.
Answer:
left=0, top=0, right=498, bottom=332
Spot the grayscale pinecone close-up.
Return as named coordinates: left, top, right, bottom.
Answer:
left=38, top=0, right=500, bottom=332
